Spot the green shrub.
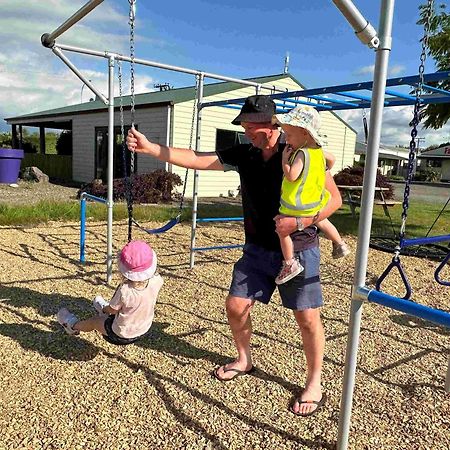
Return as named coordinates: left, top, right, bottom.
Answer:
left=333, top=165, right=394, bottom=199
left=413, top=168, right=440, bottom=182
left=78, top=170, right=183, bottom=204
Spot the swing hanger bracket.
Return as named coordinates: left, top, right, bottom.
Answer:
left=355, top=22, right=380, bottom=49
left=332, top=0, right=379, bottom=49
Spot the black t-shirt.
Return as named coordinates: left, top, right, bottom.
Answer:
left=216, top=142, right=318, bottom=252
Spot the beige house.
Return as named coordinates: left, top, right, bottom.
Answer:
left=6, top=73, right=357, bottom=197
left=418, top=144, right=450, bottom=182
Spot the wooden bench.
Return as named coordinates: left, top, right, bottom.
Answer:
left=337, top=185, right=401, bottom=218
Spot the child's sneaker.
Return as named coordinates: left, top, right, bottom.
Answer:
left=275, top=259, right=304, bottom=285
left=57, top=308, right=80, bottom=335
left=93, top=295, right=109, bottom=316
left=332, top=241, right=350, bottom=259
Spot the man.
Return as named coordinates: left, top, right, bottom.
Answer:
left=127, top=95, right=342, bottom=416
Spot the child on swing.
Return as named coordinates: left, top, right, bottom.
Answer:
left=57, top=240, right=163, bottom=345
left=273, top=105, right=350, bottom=285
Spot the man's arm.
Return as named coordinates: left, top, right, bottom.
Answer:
left=127, top=128, right=224, bottom=171
left=274, top=171, right=342, bottom=236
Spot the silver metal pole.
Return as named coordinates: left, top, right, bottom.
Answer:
left=55, top=43, right=287, bottom=92
left=189, top=74, right=205, bottom=269
left=106, top=56, right=115, bottom=283
left=52, top=47, right=108, bottom=104
left=41, top=0, right=104, bottom=47
left=337, top=1, right=395, bottom=449
left=332, top=0, right=379, bottom=48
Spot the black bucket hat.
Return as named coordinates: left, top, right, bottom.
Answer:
left=231, top=95, right=276, bottom=125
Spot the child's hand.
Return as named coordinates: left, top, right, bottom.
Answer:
left=282, top=145, right=294, bottom=162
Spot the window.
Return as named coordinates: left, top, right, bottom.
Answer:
left=215, top=129, right=250, bottom=151
left=95, top=126, right=137, bottom=182
left=426, top=159, right=442, bottom=168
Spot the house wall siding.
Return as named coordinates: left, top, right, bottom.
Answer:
left=72, top=107, right=168, bottom=183
left=171, top=78, right=356, bottom=198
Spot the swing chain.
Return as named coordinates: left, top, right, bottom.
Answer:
left=129, top=0, right=136, bottom=178
left=178, top=74, right=200, bottom=214
left=118, top=61, right=134, bottom=242
left=400, top=0, right=434, bottom=239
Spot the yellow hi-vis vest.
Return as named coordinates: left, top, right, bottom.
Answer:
left=279, top=147, right=330, bottom=217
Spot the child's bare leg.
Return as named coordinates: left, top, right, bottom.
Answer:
left=316, top=218, right=344, bottom=244
left=73, top=316, right=107, bottom=334
left=317, top=219, right=350, bottom=259
left=279, top=234, right=295, bottom=262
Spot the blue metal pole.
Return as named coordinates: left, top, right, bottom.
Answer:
left=196, top=217, right=244, bottom=222
left=402, top=234, right=450, bottom=247
left=366, top=289, right=450, bottom=327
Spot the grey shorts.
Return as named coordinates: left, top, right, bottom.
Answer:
left=229, top=243, right=323, bottom=311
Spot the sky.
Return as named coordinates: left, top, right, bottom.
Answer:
left=1, top=0, right=449, bottom=147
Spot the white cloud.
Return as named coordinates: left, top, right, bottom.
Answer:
left=354, top=65, right=375, bottom=76
left=388, top=64, right=406, bottom=76
left=338, top=106, right=450, bottom=147
left=0, top=0, right=155, bottom=131
left=354, top=63, right=406, bottom=78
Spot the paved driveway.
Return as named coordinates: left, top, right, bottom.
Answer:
left=392, top=182, right=449, bottom=204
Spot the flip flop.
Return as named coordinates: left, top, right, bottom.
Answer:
left=290, top=393, right=327, bottom=417
left=212, top=365, right=256, bottom=382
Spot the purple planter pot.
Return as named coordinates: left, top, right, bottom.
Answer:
left=0, top=148, right=24, bottom=184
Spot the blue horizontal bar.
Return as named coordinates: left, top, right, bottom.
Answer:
left=367, top=289, right=450, bottom=328
left=80, top=193, right=107, bottom=204
left=401, top=234, right=450, bottom=247
left=201, top=71, right=450, bottom=111
left=220, top=104, right=291, bottom=113
left=385, top=88, right=416, bottom=101
left=309, top=94, right=356, bottom=107
left=197, top=217, right=243, bottom=222
left=417, top=84, right=450, bottom=96
left=193, top=244, right=244, bottom=251
left=337, top=91, right=374, bottom=102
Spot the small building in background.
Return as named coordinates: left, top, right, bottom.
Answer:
left=418, top=144, right=450, bottom=182
left=5, top=73, right=357, bottom=197
left=354, top=141, right=409, bottom=177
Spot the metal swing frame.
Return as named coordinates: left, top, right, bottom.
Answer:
left=44, top=1, right=297, bottom=281
left=42, top=1, right=450, bottom=448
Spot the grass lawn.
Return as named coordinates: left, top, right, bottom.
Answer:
left=0, top=199, right=448, bottom=240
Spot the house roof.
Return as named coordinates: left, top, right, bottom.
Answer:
left=5, top=72, right=356, bottom=133
left=418, top=144, right=450, bottom=159
left=355, top=141, right=410, bottom=160
left=5, top=74, right=291, bottom=122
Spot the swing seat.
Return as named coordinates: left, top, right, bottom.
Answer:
left=133, top=216, right=180, bottom=234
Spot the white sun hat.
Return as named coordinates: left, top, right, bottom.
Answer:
left=272, top=105, right=326, bottom=147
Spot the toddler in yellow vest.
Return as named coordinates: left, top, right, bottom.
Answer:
left=272, top=105, right=349, bottom=284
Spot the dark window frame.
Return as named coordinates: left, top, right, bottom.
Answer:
left=94, top=125, right=138, bottom=181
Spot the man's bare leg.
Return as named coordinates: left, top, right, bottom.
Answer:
left=214, top=295, right=255, bottom=380
left=292, top=307, right=325, bottom=415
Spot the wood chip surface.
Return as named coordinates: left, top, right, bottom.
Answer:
left=0, top=220, right=449, bottom=450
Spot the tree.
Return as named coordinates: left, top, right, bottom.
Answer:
left=418, top=2, right=450, bottom=129
left=56, top=130, right=73, bottom=155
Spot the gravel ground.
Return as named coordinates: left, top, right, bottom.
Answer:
left=0, top=181, right=80, bottom=205
left=0, top=220, right=449, bottom=450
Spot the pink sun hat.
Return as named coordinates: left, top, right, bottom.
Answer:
left=118, top=240, right=157, bottom=281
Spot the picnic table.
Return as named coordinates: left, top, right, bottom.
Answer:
left=337, top=185, right=402, bottom=218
